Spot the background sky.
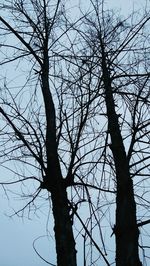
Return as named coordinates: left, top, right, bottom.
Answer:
left=0, top=0, right=148, bottom=265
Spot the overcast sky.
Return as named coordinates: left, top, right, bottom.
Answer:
left=0, top=0, right=148, bottom=265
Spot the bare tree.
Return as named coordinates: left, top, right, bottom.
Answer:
left=0, top=1, right=78, bottom=265
left=73, top=0, right=150, bottom=265
left=0, top=0, right=150, bottom=266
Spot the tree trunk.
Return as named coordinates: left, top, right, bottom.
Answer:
left=51, top=185, right=77, bottom=266
left=101, top=45, right=142, bottom=265
left=40, top=49, right=77, bottom=266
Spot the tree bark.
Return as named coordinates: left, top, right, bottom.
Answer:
left=101, top=45, right=142, bottom=265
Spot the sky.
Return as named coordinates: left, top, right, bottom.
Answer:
left=0, top=0, right=148, bottom=265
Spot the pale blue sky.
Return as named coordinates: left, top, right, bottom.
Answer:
left=0, top=0, right=148, bottom=265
